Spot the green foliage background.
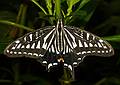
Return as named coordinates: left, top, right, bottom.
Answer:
left=0, top=0, right=120, bottom=85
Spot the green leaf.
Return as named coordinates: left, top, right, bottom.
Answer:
left=0, top=20, right=34, bottom=31
left=55, top=0, right=61, bottom=19
left=95, top=77, right=120, bottom=85
left=31, top=0, right=48, bottom=15
left=45, top=0, right=52, bottom=15
left=66, top=0, right=80, bottom=16
left=94, top=16, right=120, bottom=31
left=84, top=10, right=94, bottom=22
left=103, top=35, right=120, bottom=42
left=78, top=0, right=90, bottom=9
left=66, top=0, right=98, bottom=25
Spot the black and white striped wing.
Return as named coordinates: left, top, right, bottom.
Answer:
left=4, top=24, right=114, bottom=70
left=63, top=26, right=114, bottom=62
left=4, top=26, right=55, bottom=60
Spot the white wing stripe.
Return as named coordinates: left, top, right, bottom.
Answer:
left=64, top=28, right=77, bottom=48
left=64, top=33, right=73, bottom=49
left=42, top=29, right=55, bottom=50
left=66, top=45, right=69, bottom=53
left=97, top=42, right=102, bottom=48
left=84, top=42, right=88, bottom=47
left=51, top=45, right=55, bottom=53
left=31, top=43, right=35, bottom=49
left=15, top=40, right=20, bottom=43
left=78, top=40, right=83, bottom=47
left=44, top=29, right=55, bottom=42
left=11, top=44, right=17, bottom=49
left=46, top=31, right=55, bottom=49
left=26, top=44, right=30, bottom=48
left=29, top=34, right=32, bottom=41
left=36, top=41, right=40, bottom=49
left=86, top=33, right=90, bottom=40
left=21, top=45, right=25, bottom=48
left=17, top=43, right=22, bottom=49
left=89, top=43, right=93, bottom=47
left=42, top=29, right=55, bottom=49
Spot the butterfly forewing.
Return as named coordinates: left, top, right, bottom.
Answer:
left=4, top=26, right=56, bottom=59
left=64, top=26, right=114, bottom=57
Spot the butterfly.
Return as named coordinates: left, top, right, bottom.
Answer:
left=4, top=19, right=114, bottom=78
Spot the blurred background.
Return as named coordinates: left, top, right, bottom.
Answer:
left=0, top=0, right=120, bottom=85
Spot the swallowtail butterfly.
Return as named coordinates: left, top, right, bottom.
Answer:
left=4, top=19, right=114, bottom=77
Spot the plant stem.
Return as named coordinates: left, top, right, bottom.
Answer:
left=13, top=63, right=22, bottom=85
left=0, top=20, right=34, bottom=31
left=16, top=3, right=28, bottom=37
left=18, top=4, right=27, bottom=25
left=55, top=0, right=61, bottom=19
left=59, top=68, right=72, bottom=85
